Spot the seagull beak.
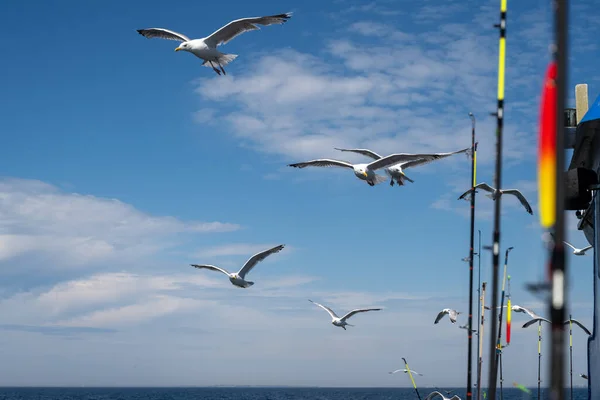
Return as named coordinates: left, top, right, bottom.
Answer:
left=362, top=171, right=368, bottom=177
left=175, top=47, right=182, bottom=52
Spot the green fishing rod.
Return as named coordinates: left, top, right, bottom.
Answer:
left=402, top=357, right=422, bottom=400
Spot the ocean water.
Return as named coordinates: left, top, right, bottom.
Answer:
left=0, top=387, right=590, bottom=400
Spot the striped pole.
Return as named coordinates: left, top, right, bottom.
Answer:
left=466, top=114, right=477, bottom=400
left=487, top=1, right=507, bottom=397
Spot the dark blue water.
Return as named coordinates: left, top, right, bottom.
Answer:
left=0, top=387, right=589, bottom=400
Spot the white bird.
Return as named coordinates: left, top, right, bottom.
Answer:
left=288, top=153, right=447, bottom=186
left=137, top=13, right=292, bottom=76
left=424, top=391, right=462, bottom=400
left=308, top=300, right=381, bottom=330
left=190, top=244, right=284, bottom=288
left=563, top=240, right=593, bottom=256
left=458, top=182, right=533, bottom=215
left=389, top=369, right=423, bottom=376
left=333, top=146, right=471, bottom=187
left=434, top=309, right=461, bottom=324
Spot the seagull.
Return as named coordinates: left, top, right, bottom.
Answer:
left=434, top=309, right=461, bottom=324
left=308, top=300, right=381, bottom=330
left=563, top=240, right=593, bottom=256
left=190, top=244, right=284, bottom=288
left=458, top=182, right=533, bottom=215
left=333, top=146, right=471, bottom=186
left=389, top=369, right=424, bottom=376
left=424, top=391, right=462, bottom=400
left=137, top=13, right=292, bottom=76
left=288, top=153, right=444, bottom=186
left=580, top=373, right=589, bottom=380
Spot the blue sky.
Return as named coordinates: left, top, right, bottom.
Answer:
left=0, top=0, right=599, bottom=389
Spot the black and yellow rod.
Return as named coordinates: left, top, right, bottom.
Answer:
left=465, top=113, right=478, bottom=400
left=487, top=1, right=507, bottom=399
left=402, top=357, right=422, bottom=400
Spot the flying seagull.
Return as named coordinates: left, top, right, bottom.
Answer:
left=333, top=146, right=471, bottom=186
left=580, top=373, right=589, bottom=380
left=137, top=13, right=292, bottom=76
left=563, top=240, right=593, bottom=256
left=389, top=368, right=424, bottom=376
left=190, top=244, right=284, bottom=288
left=308, top=299, right=381, bottom=330
left=288, top=153, right=445, bottom=186
left=458, top=182, right=533, bottom=215
left=434, top=308, right=461, bottom=324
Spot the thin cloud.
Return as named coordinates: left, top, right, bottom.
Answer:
left=0, top=178, right=241, bottom=268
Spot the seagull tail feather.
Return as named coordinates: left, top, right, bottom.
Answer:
left=201, top=54, right=238, bottom=68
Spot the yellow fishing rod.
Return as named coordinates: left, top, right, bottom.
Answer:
left=487, top=1, right=507, bottom=399
left=402, top=357, right=422, bottom=400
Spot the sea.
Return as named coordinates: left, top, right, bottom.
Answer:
left=0, top=387, right=590, bottom=400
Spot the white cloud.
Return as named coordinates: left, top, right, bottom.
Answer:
left=192, top=7, right=549, bottom=179
left=0, top=178, right=240, bottom=268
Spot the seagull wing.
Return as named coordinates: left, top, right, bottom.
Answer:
left=424, top=391, right=447, bottom=400
left=288, top=159, right=354, bottom=169
left=204, top=13, right=292, bottom=47
left=389, top=369, right=404, bottom=374
left=562, top=241, right=578, bottom=251
left=340, top=307, right=382, bottom=322
left=237, top=244, right=285, bottom=279
left=565, top=319, right=591, bottom=335
left=190, top=264, right=231, bottom=276
left=474, top=182, right=496, bottom=193
left=434, top=310, right=448, bottom=324
left=399, top=147, right=471, bottom=170
left=502, top=189, right=533, bottom=214
left=580, top=245, right=593, bottom=253
left=136, top=28, right=191, bottom=42
left=308, top=300, right=339, bottom=319
left=513, top=305, right=537, bottom=318
left=522, top=317, right=551, bottom=328
left=458, top=188, right=474, bottom=200
left=333, top=147, right=382, bottom=160
left=366, top=153, right=435, bottom=171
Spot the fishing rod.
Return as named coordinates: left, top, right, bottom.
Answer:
left=466, top=113, right=477, bottom=400
left=563, top=316, right=591, bottom=400
left=476, top=230, right=482, bottom=400
left=487, top=0, right=507, bottom=397
left=548, top=0, right=568, bottom=397
left=493, top=246, right=513, bottom=399
left=506, top=275, right=512, bottom=345
left=477, top=281, right=486, bottom=400
left=402, top=357, right=422, bottom=400
left=568, top=316, right=574, bottom=400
